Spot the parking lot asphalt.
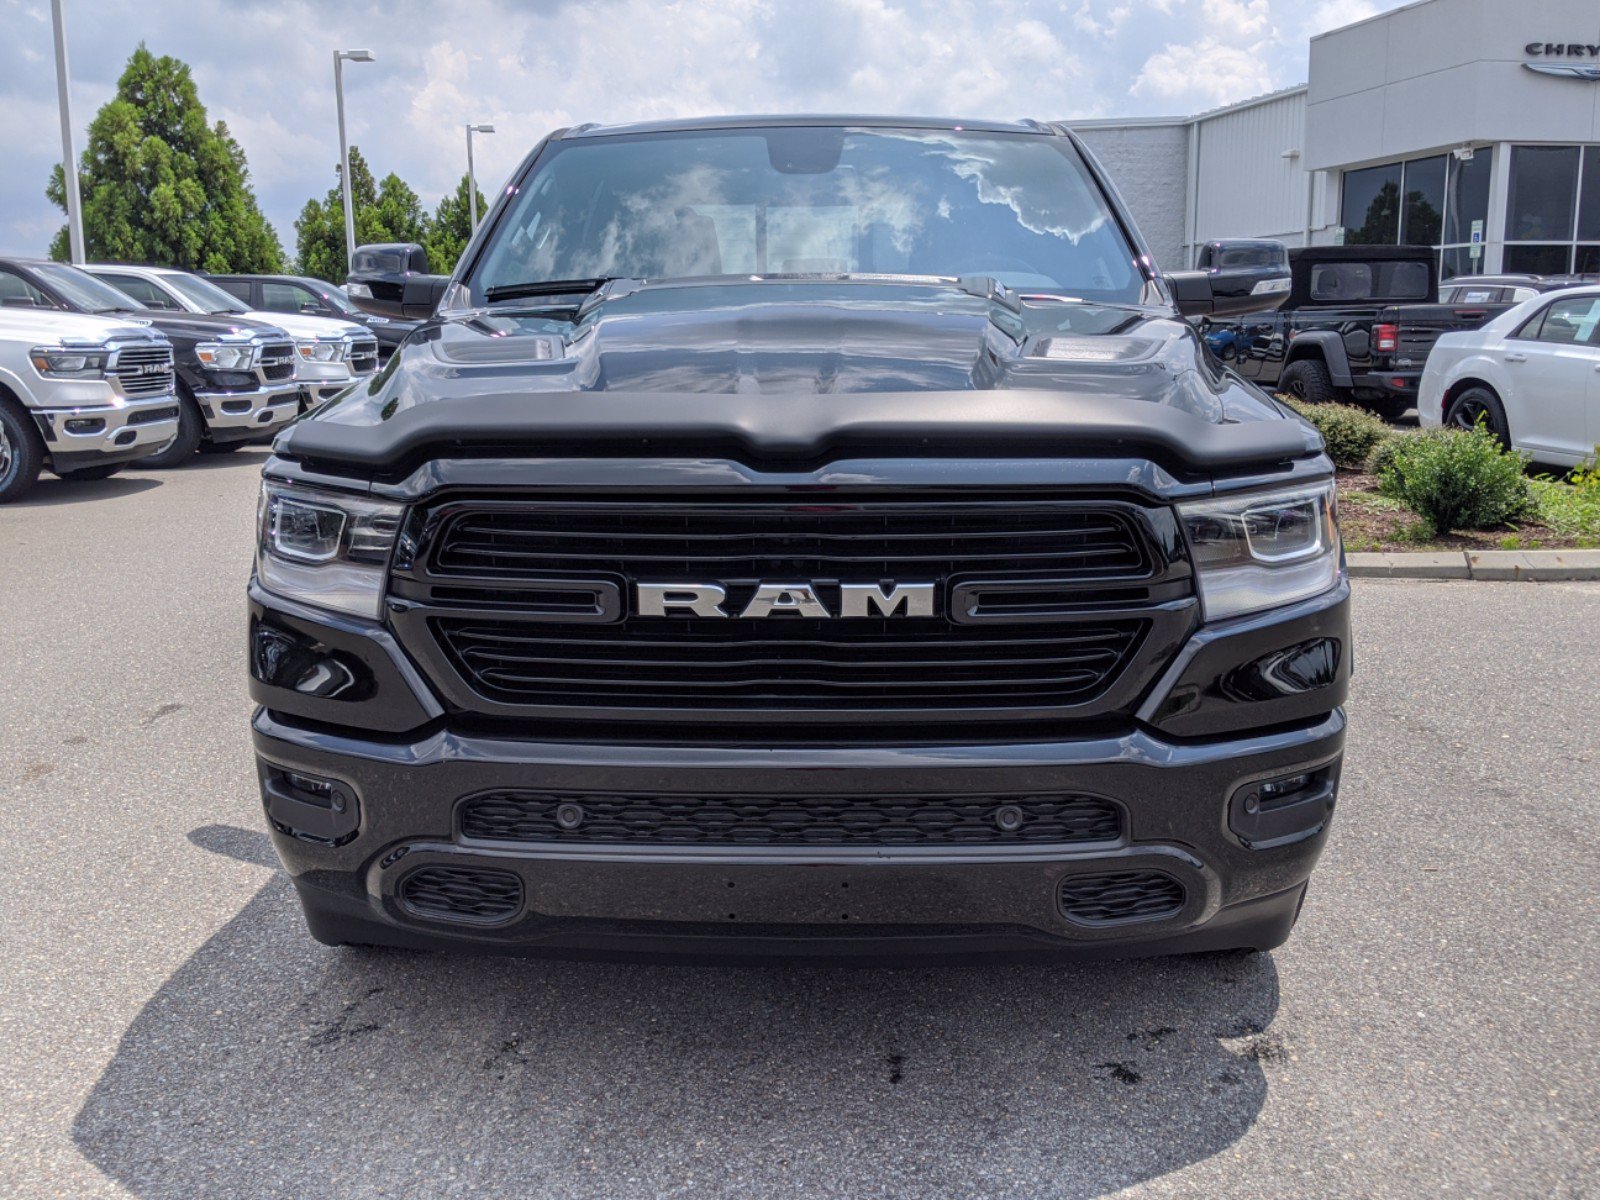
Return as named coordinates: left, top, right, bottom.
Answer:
left=1, top=450, right=1596, bottom=1199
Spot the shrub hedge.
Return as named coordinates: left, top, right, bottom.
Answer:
left=1376, top=427, right=1532, bottom=532
left=1280, top=397, right=1392, bottom=470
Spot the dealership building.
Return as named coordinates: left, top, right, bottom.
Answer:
left=1071, top=0, right=1600, bottom=278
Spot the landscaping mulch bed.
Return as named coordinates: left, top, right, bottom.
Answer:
left=1336, top=469, right=1580, bottom=553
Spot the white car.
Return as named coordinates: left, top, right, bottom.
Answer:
left=83, top=265, right=380, bottom=405
left=1418, top=285, right=1600, bottom=468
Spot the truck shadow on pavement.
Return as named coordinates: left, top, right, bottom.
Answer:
left=9, top=475, right=162, bottom=506
left=73, top=826, right=1285, bottom=1199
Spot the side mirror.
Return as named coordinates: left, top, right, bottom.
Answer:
left=1168, top=239, right=1291, bottom=318
left=345, top=242, right=448, bottom=321
left=299, top=302, right=323, bottom=315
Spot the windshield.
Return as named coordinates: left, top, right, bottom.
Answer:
left=319, top=284, right=361, bottom=315
left=33, top=263, right=142, bottom=314
left=164, top=272, right=250, bottom=314
left=467, top=127, right=1144, bottom=303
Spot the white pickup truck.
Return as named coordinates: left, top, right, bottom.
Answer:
left=0, top=308, right=180, bottom=502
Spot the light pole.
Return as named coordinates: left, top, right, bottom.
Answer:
left=466, top=124, right=494, bottom=231
left=50, top=0, right=85, bottom=263
left=333, top=49, right=374, bottom=273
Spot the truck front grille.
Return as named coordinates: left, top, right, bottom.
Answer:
left=257, top=341, right=297, bottom=383
left=349, top=340, right=379, bottom=374
left=109, top=345, right=174, bottom=396
left=388, top=495, right=1195, bottom=730
left=458, top=790, right=1123, bottom=847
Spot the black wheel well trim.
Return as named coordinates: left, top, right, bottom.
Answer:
left=1282, top=333, right=1353, bottom=387
left=1441, top=377, right=1499, bottom=410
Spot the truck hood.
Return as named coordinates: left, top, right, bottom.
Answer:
left=243, top=310, right=370, bottom=341
left=283, top=279, right=1319, bottom=477
left=0, top=307, right=166, bottom=344
left=104, top=308, right=292, bottom=343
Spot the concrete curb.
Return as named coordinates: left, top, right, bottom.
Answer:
left=1348, top=549, right=1600, bottom=580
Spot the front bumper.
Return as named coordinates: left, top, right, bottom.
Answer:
left=195, top=382, right=301, bottom=442
left=250, top=577, right=1351, bottom=963
left=34, top=393, right=181, bottom=472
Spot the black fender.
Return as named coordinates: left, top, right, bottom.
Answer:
left=1283, top=331, right=1353, bottom=388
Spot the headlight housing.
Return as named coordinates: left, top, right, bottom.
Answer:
left=30, top=345, right=109, bottom=377
left=1178, top=482, right=1340, bottom=621
left=296, top=337, right=347, bottom=363
left=256, top=482, right=404, bottom=619
left=196, top=341, right=257, bottom=371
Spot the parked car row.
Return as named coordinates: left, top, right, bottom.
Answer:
left=1198, top=242, right=1600, bottom=466
left=0, top=260, right=382, bottom=501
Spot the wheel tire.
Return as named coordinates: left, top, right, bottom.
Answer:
left=54, top=463, right=123, bottom=481
left=131, top=390, right=204, bottom=469
left=1279, top=358, right=1339, bottom=405
left=1444, top=385, right=1511, bottom=449
left=198, top=440, right=246, bottom=455
left=0, top=398, right=45, bottom=504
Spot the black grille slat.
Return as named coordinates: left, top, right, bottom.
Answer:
left=431, top=503, right=1149, bottom=580
left=1058, top=871, right=1186, bottom=924
left=127, top=405, right=179, bottom=426
left=398, top=866, right=522, bottom=922
left=397, top=497, right=1181, bottom=719
left=436, top=617, right=1143, bottom=707
left=460, top=791, right=1122, bottom=847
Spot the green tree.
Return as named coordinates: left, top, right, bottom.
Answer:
left=295, top=147, right=432, bottom=281
left=45, top=44, right=283, bottom=270
left=422, top=173, right=488, bottom=275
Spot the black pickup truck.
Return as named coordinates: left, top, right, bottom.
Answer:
left=1205, top=245, right=1448, bottom=419
left=250, top=116, right=1349, bottom=964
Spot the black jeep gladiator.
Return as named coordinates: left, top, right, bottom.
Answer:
left=250, top=116, right=1349, bottom=963
left=1205, top=244, right=1446, bottom=419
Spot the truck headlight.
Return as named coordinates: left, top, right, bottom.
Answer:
left=1178, top=482, right=1340, bottom=621
left=256, top=482, right=403, bottom=618
left=297, top=338, right=346, bottom=362
left=197, top=342, right=256, bottom=371
left=30, top=346, right=109, bottom=377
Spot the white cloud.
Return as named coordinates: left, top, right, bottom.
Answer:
left=0, top=0, right=1416, bottom=257
left=1131, top=34, right=1278, bottom=106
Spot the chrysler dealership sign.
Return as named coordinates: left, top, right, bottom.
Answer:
left=1524, top=42, right=1600, bottom=80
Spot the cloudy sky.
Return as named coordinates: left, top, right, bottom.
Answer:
left=1, top=0, right=1405, bottom=258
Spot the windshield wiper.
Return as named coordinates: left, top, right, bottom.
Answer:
left=484, top=277, right=617, bottom=303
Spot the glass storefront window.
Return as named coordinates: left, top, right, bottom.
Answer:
left=1441, top=246, right=1485, bottom=279
left=1401, top=155, right=1446, bottom=245
left=1578, top=148, right=1600, bottom=242
left=1503, top=243, right=1573, bottom=274
left=1341, top=163, right=1401, bottom=244
left=1442, top=149, right=1492, bottom=245
left=1508, top=146, right=1580, bottom=241
left=1575, top=245, right=1600, bottom=275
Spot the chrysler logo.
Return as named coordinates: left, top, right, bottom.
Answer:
left=1525, top=62, right=1600, bottom=80
left=636, top=581, right=936, bottom=619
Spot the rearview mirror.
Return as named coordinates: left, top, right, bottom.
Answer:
left=1167, top=239, right=1291, bottom=318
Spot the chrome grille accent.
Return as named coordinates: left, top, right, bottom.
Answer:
left=108, top=345, right=174, bottom=397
